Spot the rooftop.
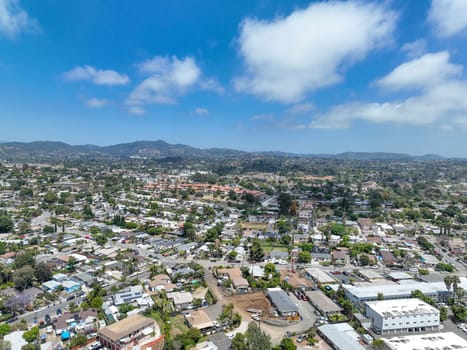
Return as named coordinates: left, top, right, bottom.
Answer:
left=384, top=332, right=467, bottom=350
left=318, top=323, right=366, bottom=350
left=98, top=314, right=156, bottom=342
left=266, top=287, right=298, bottom=313
left=366, top=298, right=439, bottom=317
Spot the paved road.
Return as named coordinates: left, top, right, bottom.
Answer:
left=18, top=295, right=86, bottom=325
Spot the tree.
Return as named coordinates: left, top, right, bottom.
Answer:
left=250, top=239, right=265, bottom=262
left=359, top=254, right=370, bottom=266
left=22, top=327, right=39, bottom=343
left=183, top=221, right=196, bottom=240
left=82, top=204, right=94, bottom=219
left=14, top=252, right=35, bottom=269
left=372, top=339, right=385, bottom=350
left=0, top=212, right=13, bottom=233
left=451, top=304, right=467, bottom=322
left=231, top=333, right=247, bottom=350
left=13, top=266, right=35, bottom=291
left=440, top=306, right=448, bottom=322
left=246, top=322, right=271, bottom=350
left=278, top=193, right=292, bottom=216
left=43, top=191, right=57, bottom=204
left=69, top=334, right=87, bottom=347
left=297, top=251, right=311, bottom=264
left=444, top=275, right=454, bottom=294
left=0, top=323, right=11, bottom=336
left=279, top=338, right=296, bottom=350
left=34, top=262, right=52, bottom=283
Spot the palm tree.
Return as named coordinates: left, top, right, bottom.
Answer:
left=444, top=275, right=454, bottom=296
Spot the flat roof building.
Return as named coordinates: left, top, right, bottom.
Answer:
left=384, top=332, right=467, bottom=350
left=318, top=323, right=366, bottom=350
left=305, top=290, right=342, bottom=316
left=365, top=298, right=439, bottom=335
left=344, top=278, right=467, bottom=305
left=266, top=287, right=298, bottom=317
left=304, top=268, right=337, bottom=285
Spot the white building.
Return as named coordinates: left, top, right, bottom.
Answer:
left=384, top=332, right=467, bottom=350
left=365, top=299, right=439, bottom=335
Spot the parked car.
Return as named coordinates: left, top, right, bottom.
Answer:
left=297, top=334, right=306, bottom=343
left=45, top=314, right=51, bottom=324
left=56, top=308, right=62, bottom=316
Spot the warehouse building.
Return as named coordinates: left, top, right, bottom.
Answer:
left=318, top=323, right=366, bottom=350
left=266, top=287, right=298, bottom=317
left=305, top=290, right=342, bottom=316
left=365, top=298, right=439, bottom=335
left=344, top=278, right=467, bottom=305
left=383, top=332, right=467, bottom=350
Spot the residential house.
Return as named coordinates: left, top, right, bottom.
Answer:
left=216, top=268, right=249, bottom=293
left=167, top=291, right=193, bottom=311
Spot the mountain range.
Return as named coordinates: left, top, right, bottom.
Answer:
left=0, top=140, right=450, bottom=161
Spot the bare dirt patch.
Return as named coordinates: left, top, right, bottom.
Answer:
left=226, top=292, right=272, bottom=317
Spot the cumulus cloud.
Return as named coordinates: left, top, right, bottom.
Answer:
left=401, top=39, right=426, bottom=58
left=428, top=0, right=467, bottom=37
left=199, top=78, right=225, bottom=94
left=286, top=103, right=314, bottom=115
left=193, top=107, right=209, bottom=116
left=64, top=65, right=130, bottom=86
left=376, top=51, right=462, bottom=91
left=126, top=56, right=201, bottom=107
left=234, top=1, right=397, bottom=103
left=128, top=106, right=145, bottom=115
left=85, top=98, right=108, bottom=108
left=310, top=52, right=467, bottom=130
left=0, top=0, right=39, bottom=39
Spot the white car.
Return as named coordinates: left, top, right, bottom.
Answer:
left=251, top=314, right=261, bottom=321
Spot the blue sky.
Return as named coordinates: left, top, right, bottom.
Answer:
left=1, top=0, right=467, bottom=157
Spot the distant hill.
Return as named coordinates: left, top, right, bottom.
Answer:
left=0, top=140, right=450, bottom=161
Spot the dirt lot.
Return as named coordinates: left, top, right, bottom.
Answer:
left=226, top=292, right=272, bottom=316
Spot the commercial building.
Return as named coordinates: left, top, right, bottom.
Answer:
left=318, top=323, right=366, bottom=350
left=383, top=332, right=467, bottom=350
left=266, top=287, right=298, bottom=317
left=304, top=268, right=337, bottom=285
left=97, top=314, right=164, bottom=350
left=344, top=278, right=467, bottom=305
left=305, top=290, right=342, bottom=316
left=365, top=299, right=439, bottom=335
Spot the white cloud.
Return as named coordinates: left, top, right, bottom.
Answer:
left=64, top=65, right=130, bottom=86
left=310, top=52, right=467, bottom=130
left=250, top=114, right=274, bottom=121
left=0, top=0, right=39, bottom=39
left=428, top=0, right=467, bottom=37
left=234, top=1, right=397, bottom=103
left=199, top=78, right=224, bottom=94
left=286, top=103, right=314, bottom=114
left=193, top=107, right=209, bottom=116
left=376, top=51, right=462, bottom=91
left=127, top=56, right=201, bottom=107
left=128, top=106, right=145, bottom=115
left=401, top=39, right=426, bottom=58
left=85, top=98, right=108, bottom=108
